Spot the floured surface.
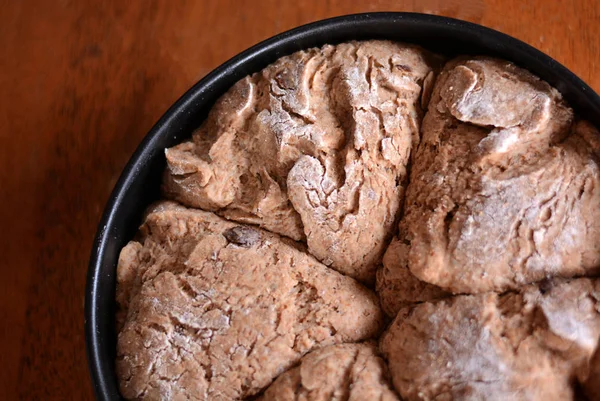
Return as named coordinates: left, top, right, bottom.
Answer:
left=115, top=202, right=383, bottom=400
left=393, top=57, right=600, bottom=294
left=163, top=40, right=439, bottom=282
left=257, top=342, right=399, bottom=401
left=380, top=278, right=600, bottom=401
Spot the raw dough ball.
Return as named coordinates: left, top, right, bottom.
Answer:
left=386, top=57, right=600, bottom=294
left=380, top=278, right=600, bottom=400
left=163, top=40, right=439, bottom=282
left=258, top=342, right=399, bottom=401
left=116, top=202, right=384, bottom=400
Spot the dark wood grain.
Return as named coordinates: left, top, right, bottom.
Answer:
left=1, top=0, right=598, bottom=399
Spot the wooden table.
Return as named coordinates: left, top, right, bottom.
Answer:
left=1, top=0, right=598, bottom=399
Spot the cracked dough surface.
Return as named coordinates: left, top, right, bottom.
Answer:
left=384, top=57, right=600, bottom=295
left=257, top=342, right=399, bottom=401
left=380, top=278, right=600, bottom=401
left=116, top=202, right=383, bottom=400
left=162, top=40, right=439, bottom=282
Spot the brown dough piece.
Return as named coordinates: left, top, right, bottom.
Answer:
left=257, top=342, right=399, bottom=401
left=583, top=347, right=600, bottom=400
left=162, top=40, right=440, bottom=282
left=376, top=237, right=449, bottom=316
left=393, top=56, right=600, bottom=294
left=380, top=278, right=600, bottom=401
left=116, top=202, right=384, bottom=401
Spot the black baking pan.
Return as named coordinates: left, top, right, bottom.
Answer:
left=85, top=12, right=600, bottom=400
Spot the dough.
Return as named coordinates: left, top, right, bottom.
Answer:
left=258, top=342, right=399, bottom=401
left=115, top=46, right=600, bottom=401
left=390, top=57, right=600, bottom=294
left=583, top=346, right=600, bottom=400
left=376, top=237, right=449, bottom=316
left=162, top=40, right=439, bottom=282
left=116, top=202, right=383, bottom=400
left=380, top=278, right=600, bottom=401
